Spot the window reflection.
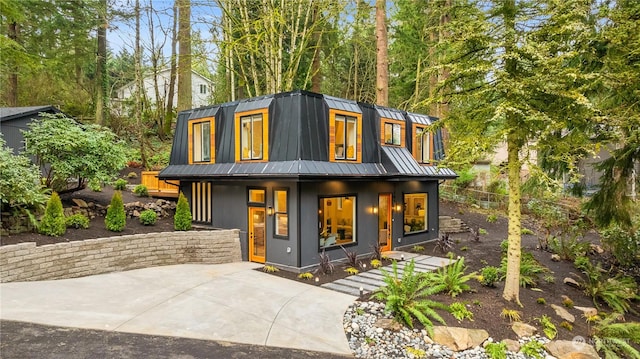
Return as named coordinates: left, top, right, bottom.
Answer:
left=319, top=196, right=356, bottom=248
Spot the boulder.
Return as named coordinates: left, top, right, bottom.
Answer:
left=374, top=318, right=403, bottom=331
left=503, top=338, right=521, bottom=352
left=512, top=322, right=538, bottom=338
left=432, top=326, right=489, bottom=351
left=574, top=306, right=597, bottom=318
left=551, top=304, right=575, bottom=323
left=544, top=340, right=599, bottom=359
left=72, top=198, right=89, bottom=207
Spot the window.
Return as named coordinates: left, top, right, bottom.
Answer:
left=248, top=188, right=266, bottom=204
left=381, top=119, right=405, bottom=146
left=319, top=195, right=356, bottom=249
left=235, top=109, right=269, bottom=162
left=330, top=110, right=361, bottom=162
left=274, top=189, right=288, bottom=237
left=414, top=126, right=432, bottom=164
left=188, top=118, right=214, bottom=164
left=199, top=84, right=207, bottom=94
left=403, top=193, right=427, bottom=234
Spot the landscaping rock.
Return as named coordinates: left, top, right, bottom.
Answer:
left=374, top=318, right=403, bottom=331
left=72, top=198, right=89, bottom=207
left=563, top=277, right=580, bottom=288
left=503, top=338, right=521, bottom=352
left=550, top=304, right=575, bottom=323
left=512, top=322, right=537, bottom=337
left=432, top=326, right=489, bottom=351
left=544, top=340, right=599, bottom=359
left=551, top=254, right=561, bottom=262
left=574, top=306, right=597, bottom=318
left=589, top=244, right=604, bottom=254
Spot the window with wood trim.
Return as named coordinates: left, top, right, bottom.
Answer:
left=188, top=117, right=215, bottom=164
left=413, top=125, right=432, bottom=164
left=235, top=108, right=269, bottom=162
left=329, top=110, right=362, bottom=162
left=381, top=118, right=405, bottom=147
left=274, top=189, right=288, bottom=237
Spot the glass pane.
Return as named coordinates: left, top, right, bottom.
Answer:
left=241, top=117, right=251, bottom=159
left=252, top=115, right=263, bottom=159
left=384, top=123, right=393, bottom=144
left=335, top=116, right=345, bottom=159
left=319, top=196, right=356, bottom=249
left=392, top=124, right=401, bottom=145
left=416, top=128, right=424, bottom=162
left=275, top=190, right=287, bottom=212
left=202, top=122, right=210, bottom=161
left=422, top=132, right=430, bottom=162
left=276, top=213, right=288, bottom=236
left=403, top=193, right=427, bottom=234
left=193, top=123, right=202, bottom=162
left=249, top=189, right=265, bottom=204
left=346, top=118, right=356, bottom=160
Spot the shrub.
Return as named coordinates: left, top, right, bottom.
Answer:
left=39, top=192, right=66, bottom=236
left=537, top=297, right=546, bottom=305
left=485, top=342, right=508, bottom=359
left=174, top=192, right=192, bottom=231
left=370, top=259, right=382, bottom=268
left=500, top=308, right=521, bottom=322
left=412, top=245, right=425, bottom=253
left=105, top=191, right=126, bottom=232
left=560, top=321, right=573, bottom=331
left=486, top=213, right=498, bottom=223
left=345, top=267, right=359, bottom=275
left=297, top=272, right=314, bottom=280
left=316, top=249, right=334, bottom=275
left=469, top=227, right=480, bottom=242
left=434, top=231, right=454, bottom=253
left=480, top=266, right=499, bottom=287
left=498, top=251, right=549, bottom=287
left=452, top=168, right=476, bottom=189
left=341, top=245, right=358, bottom=268
left=574, top=257, right=639, bottom=313
left=370, top=241, right=382, bottom=261
left=127, top=171, right=138, bottom=179
left=537, top=315, right=557, bottom=339
left=592, top=313, right=640, bottom=359
left=548, top=236, right=590, bottom=262
left=65, top=213, right=89, bottom=229
left=601, top=223, right=640, bottom=268
left=133, top=184, right=149, bottom=197
left=262, top=265, right=279, bottom=273
left=113, top=178, right=128, bottom=190
left=520, top=340, right=545, bottom=359
left=428, top=257, right=476, bottom=297
left=373, top=259, right=447, bottom=334
left=449, top=302, right=474, bottom=322
left=88, top=178, right=102, bottom=192
left=139, top=209, right=157, bottom=225
left=0, top=137, right=48, bottom=213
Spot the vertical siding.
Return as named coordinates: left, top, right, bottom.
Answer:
left=216, top=103, right=237, bottom=163
left=359, top=104, right=380, bottom=163
left=301, top=94, right=328, bottom=161
left=270, top=94, right=301, bottom=161
left=169, top=111, right=191, bottom=165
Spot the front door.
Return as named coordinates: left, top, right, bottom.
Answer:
left=378, top=194, right=392, bottom=252
left=249, top=207, right=266, bottom=263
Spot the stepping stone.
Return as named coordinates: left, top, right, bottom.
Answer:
left=358, top=271, right=386, bottom=281
left=418, top=256, right=450, bottom=267
left=346, top=275, right=384, bottom=287
left=321, top=282, right=361, bottom=296
left=333, top=278, right=378, bottom=292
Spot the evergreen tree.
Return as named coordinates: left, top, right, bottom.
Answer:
left=105, top=190, right=126, bottom=232
left=174, top=192, right=192, bottom=231
left=39, top=192, right=66, bottom=237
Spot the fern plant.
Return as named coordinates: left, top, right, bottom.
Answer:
left=373, top=259, right=447, bottom=335
left=428, top=256, right=476, bottom=297
left=574, top=257, right=639, bottom=313
left=592, top=313, right=640, bottom=359
left=498, top=251, right=549, bottom=287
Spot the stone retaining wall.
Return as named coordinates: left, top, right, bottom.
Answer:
left=0, top=230, right=241, bottom=283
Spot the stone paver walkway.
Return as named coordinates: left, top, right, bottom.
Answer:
left=321, top=251, right=450, bottom=296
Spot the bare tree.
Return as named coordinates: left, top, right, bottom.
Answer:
left=375, top=0, right=388, bottom=106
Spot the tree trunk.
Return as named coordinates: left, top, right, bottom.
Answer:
left=95, top=0, right=108, bottom=125
left=310, top=5, right=322, bottom=92
left=177, top=0, right=192, bottom=112
left=134, top=0, right=147, bottom=168
left=164, top=0, right=179, bottom=135
left=375, top=0, right=388, bottom=106
left=7, top=22, right=19, bottom=106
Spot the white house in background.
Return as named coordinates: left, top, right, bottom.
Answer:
left=112, top=68, right=214, bottom=117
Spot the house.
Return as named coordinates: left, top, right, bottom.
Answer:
left=0, top=106, right=62, bottom=155
left=159, top=90, right=457, bottom=271
left=111, top=68, right=214, bottom=117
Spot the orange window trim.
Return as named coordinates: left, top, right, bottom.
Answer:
left=187, top=117, right=215, bottom=164
left=380, top=118, right=406, bottom=147
left=235, top=108, right=269, bottom=163
left=329, top=109, right=362, bottom=163
left=412, top=124, right=434, bottom=165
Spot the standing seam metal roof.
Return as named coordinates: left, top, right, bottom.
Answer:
left=189, top=106, right=219, bottom=119
left=375, top=107, right=405, bottom=121
left=407, top=112, right=433, bottom=125
left=235, top=97, right=273, bottom=113
left=323, top=95, right=361, bottom=114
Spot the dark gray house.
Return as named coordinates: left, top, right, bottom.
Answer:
left=159, top=90, right=456, bottom=271
left=0, top=106, right=62, bottom=155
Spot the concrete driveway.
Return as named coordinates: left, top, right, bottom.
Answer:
left=0, top=262, right=356, bottom=355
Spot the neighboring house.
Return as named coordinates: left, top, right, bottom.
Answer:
left=159, top=90, right=457, bottom=271
left=111, top=68, right=214, bottom=117
left=0, top=106, right=62, bottom=155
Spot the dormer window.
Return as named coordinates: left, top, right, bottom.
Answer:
left=188, top=117, right=215, bottom=164
left=329, top=110, right=362, bottom=162
left=381, top=118, right=405, bottom=147
left=414, top=125, right=432, bottom=164
left=235, top=108, right=269, bottom=162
